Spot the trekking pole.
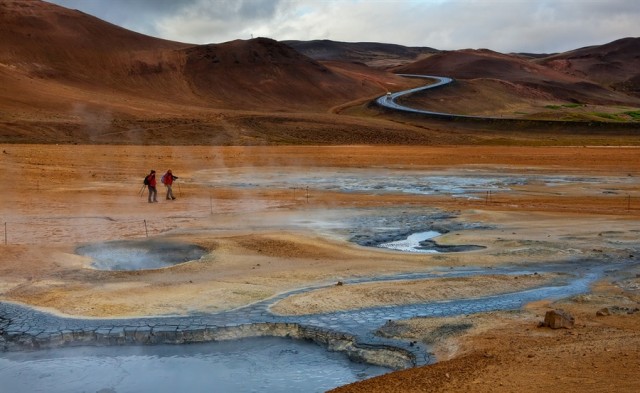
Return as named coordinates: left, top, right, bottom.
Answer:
left=138, top=184, right=146, bottom=197
left=178, top=182, right=182, bottom=197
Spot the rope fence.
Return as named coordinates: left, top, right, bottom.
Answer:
left=1, top=192, right=636, bottom=245
left=1, top=216, right=180, bottom=245
left=0, top=187, right=317, bottom=245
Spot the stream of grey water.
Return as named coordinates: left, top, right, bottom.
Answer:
left=0, top=336, right=389, bottom=393
left=0, top=260, right=613, bottom=393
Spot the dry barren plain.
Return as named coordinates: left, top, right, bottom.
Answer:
left=1, top=144, right=639, bottom=392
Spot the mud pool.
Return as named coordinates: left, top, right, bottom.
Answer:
left=194, top=167, right=636, bottom=197
left=76, top=240, right=207, bottom=271
left=377, top=230, right=486, bottom=253
left=379, top=230, right=441, bottom=253
left=0, top=252, right=633, bottom=393
left=0, top=337, right=390, bottom=393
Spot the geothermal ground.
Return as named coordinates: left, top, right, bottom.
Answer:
left=1, top=144, right=640, bottom=392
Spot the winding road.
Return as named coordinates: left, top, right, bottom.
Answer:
left=376, top=74, right=501, bottom=120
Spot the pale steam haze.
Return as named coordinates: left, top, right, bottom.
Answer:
left=46, top=0, right=639, bottom=53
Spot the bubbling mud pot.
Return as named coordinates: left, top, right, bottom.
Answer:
left=378, top=230, right=485, bottom=253
left=76, top=239, right=207, bottom=271
left=345, top=208, right=487, bottom=252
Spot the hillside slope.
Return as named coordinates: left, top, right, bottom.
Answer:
left=537, top=37, right=640, bottom=97
left=0, top=0, right=404, bottom=113
left=284, top=40, right=438, bottom=69
left=0, top=0, right=418, bottom=143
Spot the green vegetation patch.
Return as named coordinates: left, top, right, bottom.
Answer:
left=624, top=110, right=640, bottom=120
left=593, top=112, right=619, bottom=120
left=544, top=103, right=583, bottom=110
left=591, top=111, right=640, bottom=122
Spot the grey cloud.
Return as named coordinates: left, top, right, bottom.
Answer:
left=171, top=0, right=281, bottom=19
left=47, top=0, right=186, bottom=15
left=45, top=0, right=187, bottom=35
left=46, top=0, right=640, bottom=53
left=237, top=0, right=280, bottom=19
left=152, top=0, right=286, bottom=43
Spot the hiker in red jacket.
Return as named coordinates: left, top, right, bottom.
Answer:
left=161, top=169, right=178, bottom=200
left=145, top=170, right=158, bottom=203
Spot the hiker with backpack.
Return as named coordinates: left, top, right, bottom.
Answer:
left=143, top=170, right=158, bottom=203
left=161, top=169, right=178, bottom=200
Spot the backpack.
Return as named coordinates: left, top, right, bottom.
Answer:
left=160, top=173, right=167, bottom=184
left=143, top=175, right=150, bottom=185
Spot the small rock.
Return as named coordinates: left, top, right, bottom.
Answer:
left=542, top=309, right=575, bottom=329
left=336, top=281, right=343, bottom=286
left=596, top=307, right=610, bottom=317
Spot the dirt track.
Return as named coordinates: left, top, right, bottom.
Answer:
left=1, top=144, right=639, bottom=391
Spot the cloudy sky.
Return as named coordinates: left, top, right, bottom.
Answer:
left=46, top=0, right=639, bottom=53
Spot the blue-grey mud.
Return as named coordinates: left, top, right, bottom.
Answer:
left=0, top=337, right=391, bottom=393
left=76, top=239, right=207, bottom=271
left=1, top=145, right=639, bottom=392
left=0, top=258, right=628, bottom=391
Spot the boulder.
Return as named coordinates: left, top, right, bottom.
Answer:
left=542, top=309, right=575, bottom=329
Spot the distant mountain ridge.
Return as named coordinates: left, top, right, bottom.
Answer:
left=283, top=39, right=438, bottom=68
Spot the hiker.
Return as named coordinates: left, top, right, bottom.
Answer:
left=161, top=169, right=178, bottom=200
left=144, top=170, right=158, bottom=203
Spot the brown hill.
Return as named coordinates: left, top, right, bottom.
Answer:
left=0, top=0, right=420, bottom=144
left=181, top=38, right=391, bottom=111
left=0, top=0, right=400, bottom=112
left=537, top=37, right=640, bottom=97
left=0, top=0, right=188, bottom=92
